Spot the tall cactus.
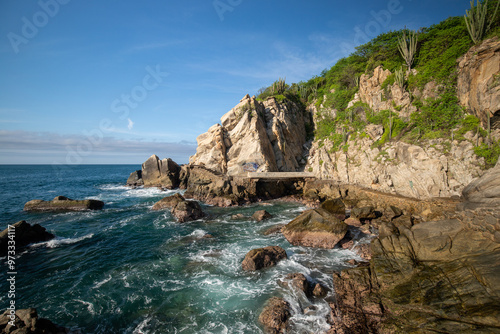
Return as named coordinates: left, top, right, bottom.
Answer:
left=398, top=28, right=418, bottom=70
left=465, top=0, right=488, bottom=44
left=272, top=77, right=286, bottom=95
left=395, top=67, right=405, bottom=93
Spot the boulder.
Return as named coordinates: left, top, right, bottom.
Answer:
left=241, top=246, right=287, bottom=271
left=462, top=158, right=500, bottom=206
left=141, top=155, right=181, bottom=188
left=320, top=198, right=345, bottom=215
left=312, top=283, right=328, bottom=297
left=278, top=273, right=310, bottom=294
left=0, top=221, right=54, bottom=256
left=344, top=217, right=362, bottom=227
left=152, top=193, right=185, bottom=210
left=258, top=297, right=291, bottom=334
left=171, top=200, right=205, bottom=223
left=351, top=206, right=377, bottom=220
left=126, top=170, right=143, bottom=187
left=24, top=196, right=104, bottom=212
left=0, top=308, right=69, bottom=334
left=262, top=224, right=285, bottom=236
left=252, top=210, right=272, bottom=221
left=282, top=208, right=348, bottom=249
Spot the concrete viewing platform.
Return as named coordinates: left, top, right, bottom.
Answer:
left=245, top=172, right=316, bottom=180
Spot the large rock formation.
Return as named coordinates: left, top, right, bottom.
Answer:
left=0, top=221, right=54, bottom=256
left=329, top=164, right=500, bottom=333
left=24, top=196, right=104, bottom=212
left=141, top=155, right=181, bottom=188
left=462, top=153, right=500, bottom=207
left=258, top=297, right=291, bottom=334
left=190, top=94, right=311, bottom=175
left=457, top=37, right=500, bottom=127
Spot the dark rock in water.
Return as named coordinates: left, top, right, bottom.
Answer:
left=0, top=308, right=71, bottom=334
left=282, top=208, right=348, bottom=249
left=320, top=198, right=345, bottom=215
left=152, top=193, right=185, bottom=210
left=0, top=221, right=54, bottom=257
left=231, top=213, right=245, bottom=220
left=242, top=246, right=287, bottom=271
left=262, top=224, right=285, bottom=236
left=258, top=297, right=291, bottom=334
left=141, top=155, right=181, bottom=189
left=126, top=170, right=143, bottom=187
left=252, top=210, right=272, bottom=221
left=24, top=196, right=104, bottom=212
left=278, top=273, right=310, bottom=294
left=351, top=206, right=377, bottom=220
left=171, top=200, right=205, bottom=223
left=312, top=283, right=328, bottom=297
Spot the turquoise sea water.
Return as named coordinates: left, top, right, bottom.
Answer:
left=0, top=165, right=364, bottom=333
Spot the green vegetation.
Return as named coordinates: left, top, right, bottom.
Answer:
left=465, top=0, right=500, bottom=43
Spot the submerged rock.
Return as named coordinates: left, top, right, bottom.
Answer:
left=0, top=308, right=70, bottom=334
left=24, top=196, right=104, bottom=212
left=278, top=273, right=310, bottom=294
left=258, top=297, right=291, bottom=334
left=282, top=208, right=348, bottom=249
left=152, top=193, right=185, bottom=210
left=0, top=221, right=54, bottom=257
left=241, top=246, right=287, bottom=271
left=252, top=210, right=272, bottom=221
left=171, top=200, right=205, bottom=223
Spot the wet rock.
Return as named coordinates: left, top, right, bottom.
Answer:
left=262, top=224, right=285, bottom=236
left=252, top=210, right=272, bottom=221
left=152, top=193, right=185, bottom=210
left=241, top=246, right=287, bottom=271
left=24, top=196, right=104, bottom=212
left=258, top=297, right=291, bottom=334
left=0, top=308, right=71, bottom=334
left=231, top=213, right=245, bottom=220
left=126, top=170, right=143, bottom=187
left=312, top=283, right=328, bottom=297
left=282, top=208, right=348, bottom=249
left=0, top=221, right=54, bottom=257
left=171, top=200, right=205, bottom=223
left=278, top=273, right=309, bottom=294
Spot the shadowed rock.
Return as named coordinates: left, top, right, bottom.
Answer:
left=171, top=200, right=205, bottom=223
left=126, top=170, right=143, bottom=187
left=258, top=297, right=291, bottom=334
left=152, top=193, right=185, bottom=210
left=0, top=221, right=54, bottom=257
left=0, top=308, right=70, bottom=334
left=252, top=210, right=272, bottom=221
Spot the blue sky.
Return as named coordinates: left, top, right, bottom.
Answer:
left=0, top=0, right=471, bottom=164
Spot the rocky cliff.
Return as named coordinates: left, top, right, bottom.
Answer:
left=189, top=94, right=312, bottom=175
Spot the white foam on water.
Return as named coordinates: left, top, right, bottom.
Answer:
left=93, top=275, right=112, bottom=289
left=132, top=316, right=152, bottom=334
left=31, top=233, right=94, bottom=249
left=74, top=299, right=96, bottom=315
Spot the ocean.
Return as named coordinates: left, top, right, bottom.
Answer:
left=0, top=165, right=363, bottom=333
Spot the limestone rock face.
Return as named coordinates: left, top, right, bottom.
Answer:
left=241, top=246, right=287, bottom=271
left=0, top=221, right=54, bottom=256
left=457, top=37, right=500, bottom=127
left=24, top=196, right=104, bottom=212
left=141, top=155, right=181, bottom=188
left=282, top=208, right=348, bottom=249
left=190, top=95, right=311, bottom=175
left=306, top=135, right=484, bottom=199
left=462, top=155, right=500, bottom=206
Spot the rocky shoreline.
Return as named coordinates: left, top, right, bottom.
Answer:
left=123, top=154, right=500, bottom=333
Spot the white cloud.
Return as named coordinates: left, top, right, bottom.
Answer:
left=127, top=118, right=134, bottom=130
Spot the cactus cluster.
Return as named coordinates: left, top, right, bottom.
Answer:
left=398, top=29, right=418, bottom=70
left=464, top=0, right=499, bottom=44
left=272, top=77, right=287, bottom=95
left=395, top=67, right=405, bottom=92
